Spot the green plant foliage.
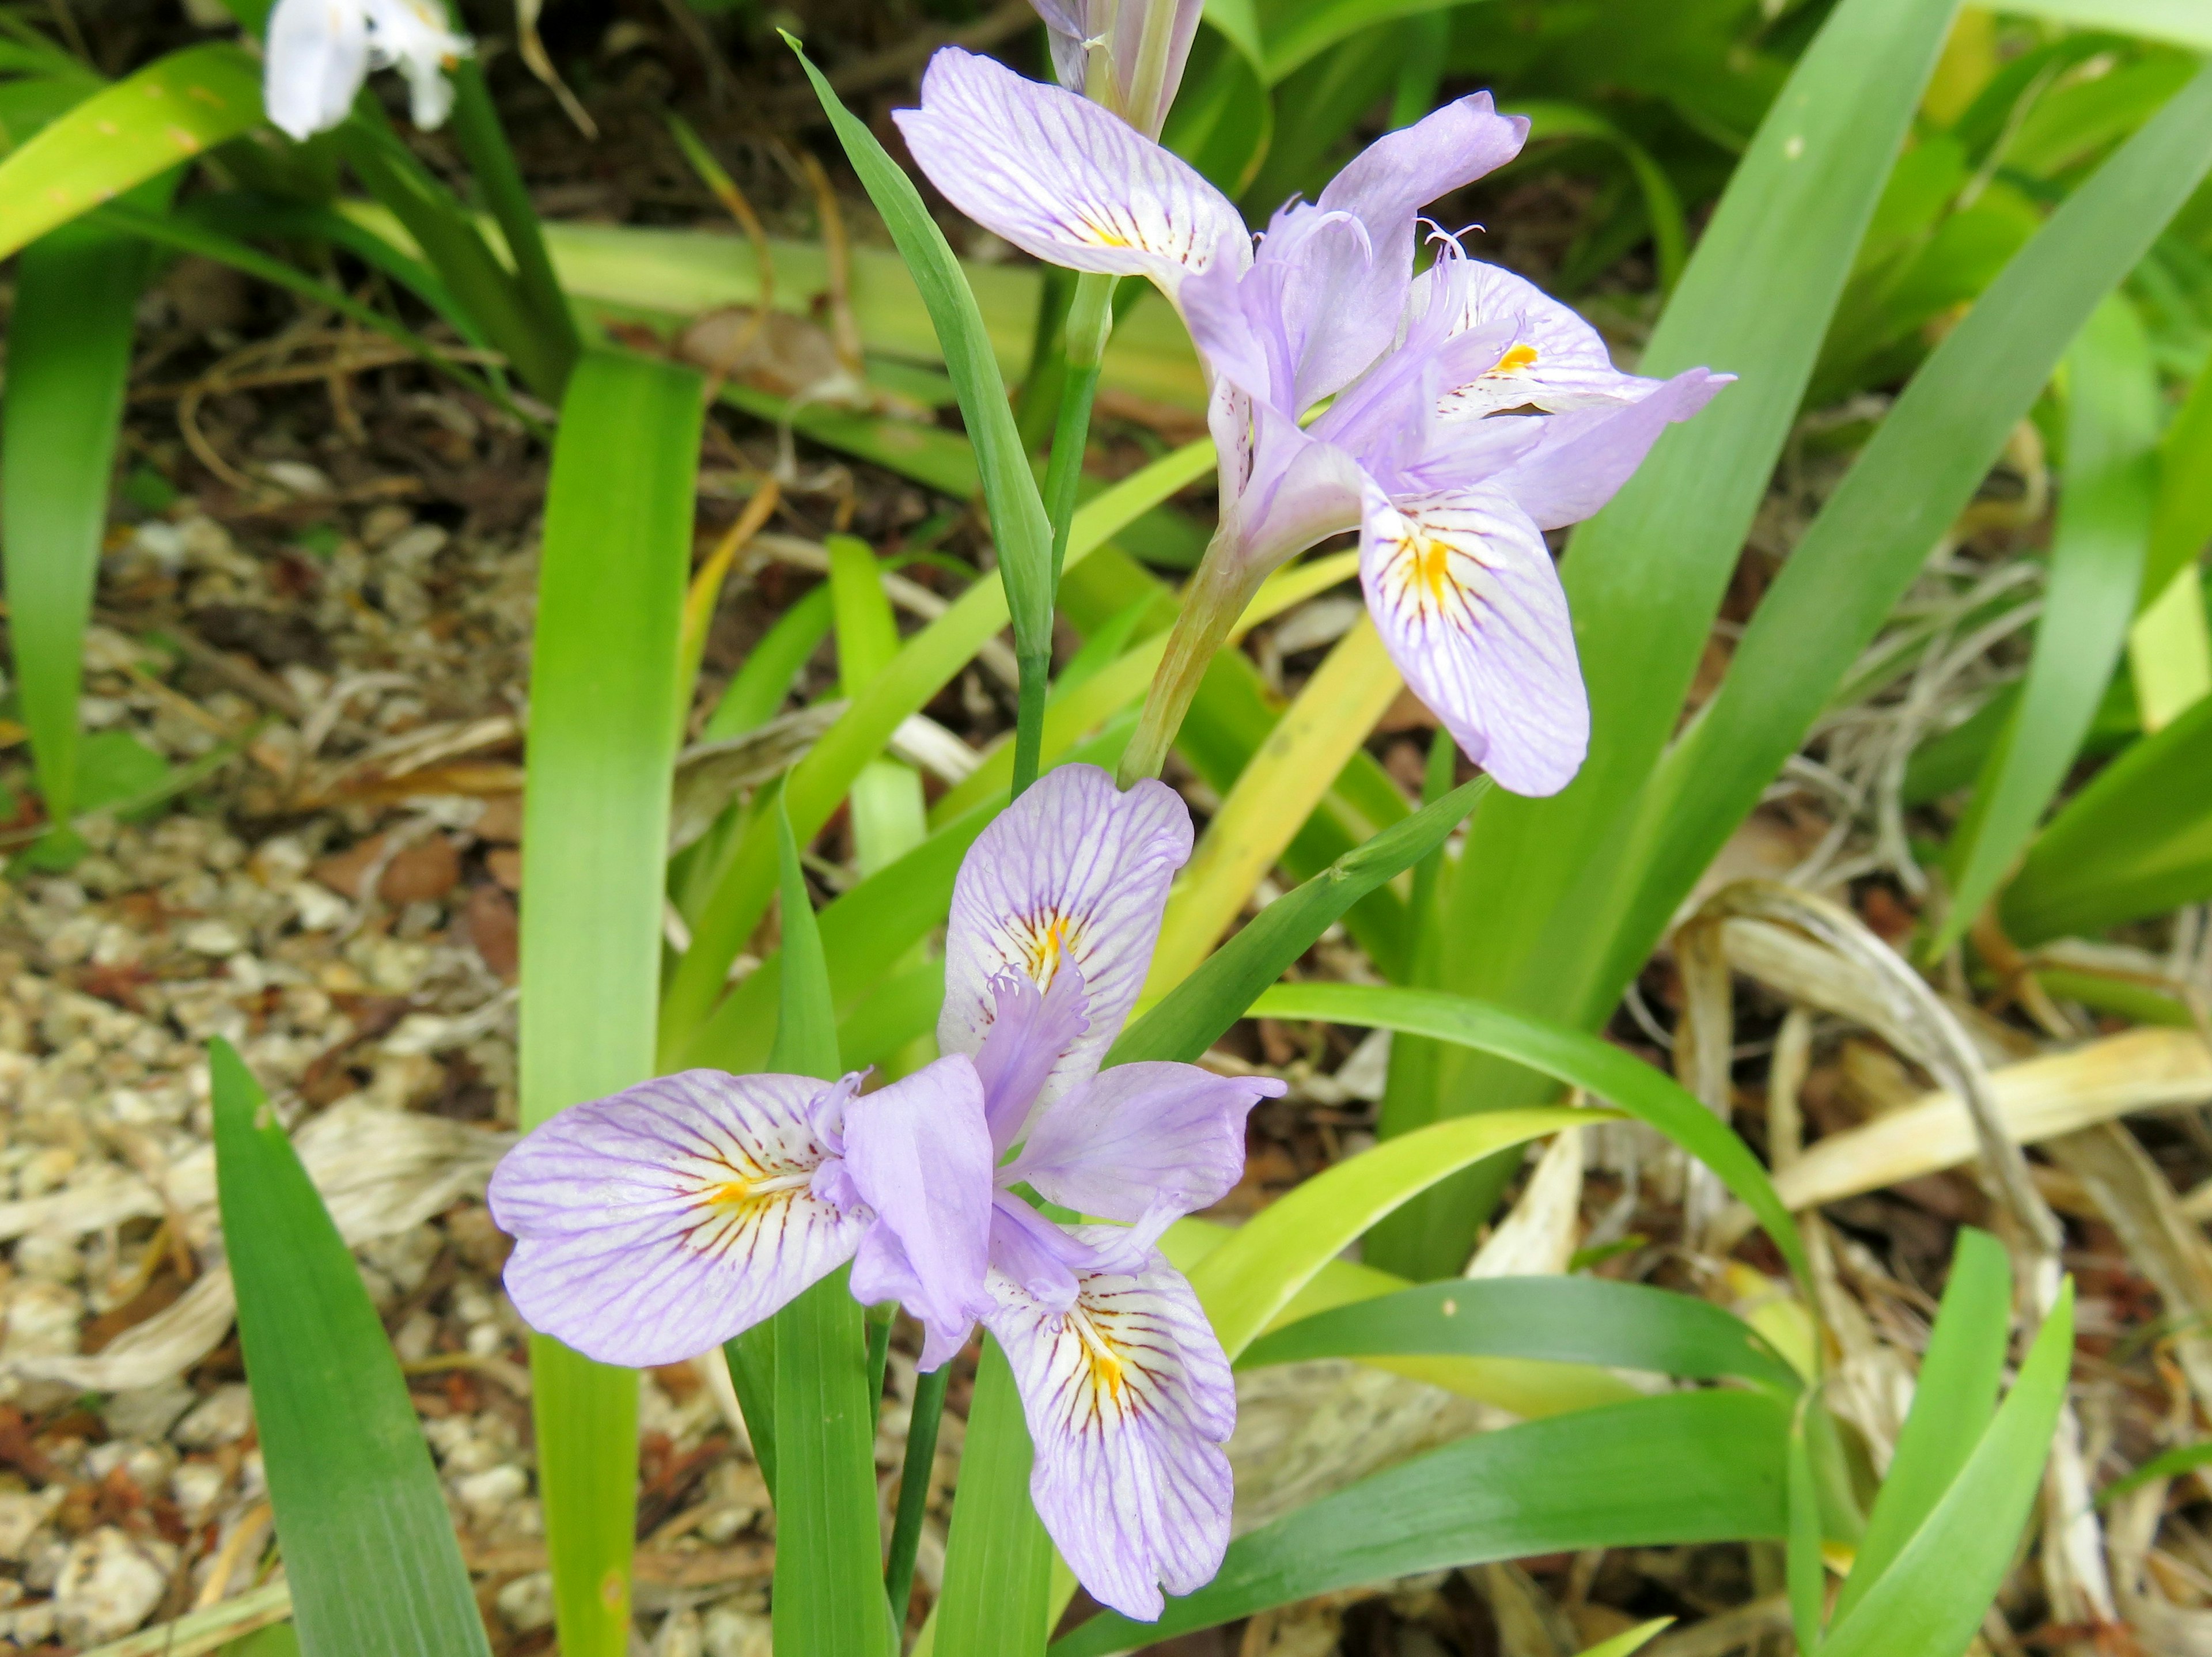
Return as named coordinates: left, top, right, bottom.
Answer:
left=1388, top=0, right=1968, bottom=1279
left=1, top=202, right=162, bottom=847
left=1109, top=778, right=1492, bottom=1067
left=1052, top=1390, right=1789, bottom=1654
left=1193, top=1107, right=1603, bottom=1361
left=1829, top=1229, right=2012, bottom=1628
left=2001, top=687, right=2212, bottom=941
left=519, top=352, right=702, bottom=1657
left=0, top=43, right=259, bottom=259
left=1237, top=1276, right=1803, bottom=1391
left=1936, top=296, right=2161, bottom=952
left=935, top=1340, right=1056, bottom=1653
left=1254, top=983, right=1812, bottom=1286
left=1622, top=58, right=2212, bottom=1000
left=210, top=1040, right=491, bottom=1657
left=763, top=809, right=894, bottom=1657
left=787, top=37, right=1056, bottom=777
left=1818, top=1285, right=2077, bottom=1657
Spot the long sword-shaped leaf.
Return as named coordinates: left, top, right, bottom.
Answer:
left=1238, top=1275, right=1801, bottom=1391
left=520, top=352, right=701, bottom=1657
left=1934, top=295, right=2158, bottom=953
left=2, top=208, right=157, bottom=846
left=1051, top=1389, right=1789, bottom=1655
left=1622, top=61, right=2212, bottom=988
left=787, top=38, right=1055, bottom=754
left=1399, top=0, right=1965, bottom=1278
left=763, top=809, right=894, bottom=1657
left=657, top=442, right=1211, bottom=1049
left=1829, top=1227, right=2010, bottom=1628
left=0, top=44, right=260, bottom=259
left=1817, top=1284, right=2075, bottom=1657
left=1109, top=777, right=1493, bottom=1068
left=210, top=1041, right=491, bottom=1657
left=1192, top=1108, right=1603, bottom=1362
left=1255, top=983, right=1812, bottom=1287
left=2001, top=691, right=2212, bottom=941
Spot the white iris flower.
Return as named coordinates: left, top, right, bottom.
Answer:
left=263, top=0, right=471, bottom=141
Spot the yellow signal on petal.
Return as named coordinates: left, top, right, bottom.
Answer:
left=1489, top=342, right=1540, bottom=376
left=1417, top=537, right=1456, bottom=606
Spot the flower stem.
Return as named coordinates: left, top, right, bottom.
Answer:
left=883, top=1361, right=949, bottom=1632
left=1013, top=272, right=1117, bottom=800
left=1118, top=526, right=1266, bottom=786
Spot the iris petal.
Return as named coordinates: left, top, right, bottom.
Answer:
left=1358, top=480, right=1588, bottom=797
left=489, top=1071, right=867, bottom=1367
left=939, top=764, right=1192, bottom=1123
left=984, top=1239, right=1235, bottom=1621
left=893, top=48, right=1250, bottom=301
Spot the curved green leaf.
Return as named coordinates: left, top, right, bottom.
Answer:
left=1819, top=1285, right=2075, bottom=1657
left=0, top=44, right=260, bottom=259
left=1619, top=58, right=2212, bottom=1000
left=1831, top=1227, right=2010, bottom=1628
left=2001, top=689, right=2212, bottom=941
left=1253, top=982, right=1813, bottom=1288
left=1051, top=1389, right=1789, bottom=1655
left=1403, top=0, right=1968, bottom=1279
left=1, top=204, right=160, bottom=840
left=211, top=1041, right=492, bottom=1657
left=521, top=352, right=701, bottom=1657
left=1936, top=295, right=2159, bottom=952
left=1238, top=1275, right=1803, bottom=1393
left=1108, top=778, right=1492, bottom=1068
left=1191, top=1107, right=1603, bottom=1361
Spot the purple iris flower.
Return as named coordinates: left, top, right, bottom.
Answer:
left=937, top=763, right=1285, bottom=1620
left=486, top=763, right=1281, bottom=1622
left=486, top=1060, right=997, bottom=1372
left=1027, top=0, right=1203, bottom=137
left=895, top=50, right=1731, bottom=795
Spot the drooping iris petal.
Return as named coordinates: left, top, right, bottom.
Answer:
left=984, top=1241, right=1236, bottom=1621
left=972, top=968, right=1092, bottom=1157
left=1427, top=258, right=1663, bottom=419
left=840, top=1055, right=997, bottom=1370
left=893, top=48, right=1250, bottom=301
left=987, top=1189, right=1097, bottom=1310
left=263, top=0, right=372, bottom=141
left=364, top=0, right=466, bottom=127
left=1358, top=480, right=1588, bottom=796
left=488, top=1071, right=867, bottom=1367
left=940, top=764, right=1193, bottom=1120
left=1005, top=1062, right=1285, bottom=1241
left=1482, top=366, right=1731, bottom=529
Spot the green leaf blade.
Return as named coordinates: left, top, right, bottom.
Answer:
left=211, top=1040, right=492, bottom=1657
left=520, top=350, right=703, bottom=1657
left=1051, top=1390, right=1790, bottom=1655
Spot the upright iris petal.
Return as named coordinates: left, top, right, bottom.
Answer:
left=896, top=51, right=1732, bottom=795
left=488, top=1058, right=994, bottom=1370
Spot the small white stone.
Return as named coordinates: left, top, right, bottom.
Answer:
left=289, top=881, right=351, bottom=932
left=452, top=1463, right=527, bottom=1516
left=0, top=1599, right=55, bottom=1644
left=5, top=1280, right=84, bottom=1358
left=179, top=919, right=244, bottom=956
left=702, top=1602, right=774, bottom=1657
left=170, top=1461, right=228, bottom=1526
left=0, top=1490, right=63, bottom=1560
left=103, top=1382, right=196, bottom=1443
left=653, top=1607, right=704, bottom=1657
left=495, top=1571, right=555, bottom=1632
left=13, top=1232, right=82, bottom=1285
left=54, top=1527, right=172, bottom=1645
left=173, top=1384, right=254, bottom=1449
